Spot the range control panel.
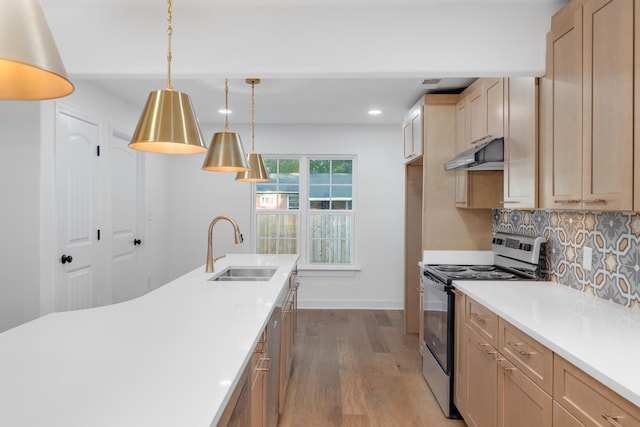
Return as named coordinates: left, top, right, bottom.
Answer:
left=492, top=232, right=546, bottom=265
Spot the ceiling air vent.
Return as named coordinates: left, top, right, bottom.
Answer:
left=420, top=78, right=442, bottom=89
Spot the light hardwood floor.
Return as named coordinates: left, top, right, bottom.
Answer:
left=278, top=309, right=468, bottom=427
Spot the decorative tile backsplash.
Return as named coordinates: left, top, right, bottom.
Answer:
left=493, top=209, right=640, bottom=309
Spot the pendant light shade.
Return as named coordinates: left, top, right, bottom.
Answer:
left=236, top=151, right=269, bottom=182
left=128, top=0, right=206, bottom=154
left=0, top=0, right=73, bottom=100
left=236, top=78, right=269, bottom=182
left=129, top=90, right=206, bottom=154
left=202, top=79, right=249, bottom=172
left=202, top=131, right=250, bottom=172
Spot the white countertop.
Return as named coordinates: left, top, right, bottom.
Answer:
left=0, top=254, right=299, bottom=427
left=454, top=280, right=640, bottom=407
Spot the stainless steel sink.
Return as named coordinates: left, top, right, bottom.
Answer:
left=209, top=266, right=278, bottom=282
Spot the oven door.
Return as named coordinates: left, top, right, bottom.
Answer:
left=422, top=270, right=454, bottom=374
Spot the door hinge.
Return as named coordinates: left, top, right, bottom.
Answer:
left=97, top=229, right=101, bottom=241
left=97, top=145, right=100, bottom=157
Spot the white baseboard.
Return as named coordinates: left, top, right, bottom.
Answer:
left=297, top=299, right=404, bottom=310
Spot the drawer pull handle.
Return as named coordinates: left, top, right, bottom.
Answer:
left=471, top=312, right=489, bottom=323
left=496, top=357, right=516, bottom=372
left=256, top=357, right=272, bottom=372
left=601, top=413, right=623, bottom=427
left=479, top=343, right=492, bottom=348
left=554, top=199, right=581, bottom=204
left=585, top=199, right=607, bottom=204
left=519, top=350, right=537, bottom=356
left=508, top=342, right=524, bottom=348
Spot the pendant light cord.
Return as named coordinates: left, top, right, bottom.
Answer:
left=250, top=81, right=255, bottom=152
left=224, top=79, right=230, bottom=132
left=166, top=0, right=173, bottom=91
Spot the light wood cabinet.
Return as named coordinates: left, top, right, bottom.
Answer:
left=403, top=98, right=424, bottom=162
left=554, top=355, right=640, bottom=427
left=453, top=289, right=466, bottom=415
left=278, top=271, right=299, bottom=415
left=541, top=0, right=635, bottom=210
left=453, top=78, right=505, bottom=209
left=455, top=98, right=469, bottom=207
left=497, top=356, right=552, bottom=427
left=553, top=401, right=585, bottom=427
left=464, top=325, right=498, bottom=427
left=462, top=298, right=552, bottom=427
left=503, top=77, right=538, bottom=208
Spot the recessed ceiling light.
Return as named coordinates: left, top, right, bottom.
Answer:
left=218, top=109, right=232, bottom=114
left=368, top=109, right=382, bottom=116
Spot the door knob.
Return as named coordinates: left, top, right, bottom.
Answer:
left=134, top=239, right=142, bottom=246
left=61, top=254, right=73, bottom=264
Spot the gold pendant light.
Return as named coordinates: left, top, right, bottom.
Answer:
left=202, top=79, right=250, bottom=172
left=128, top=0, right=206, bottom=154
left=236, top=78, right=269, bottom=182
left=0, top=0, right=73, bottom=100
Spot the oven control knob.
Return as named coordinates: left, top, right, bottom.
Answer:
left=519, top=243, right=532, bottom=251
left=493, top=238, right=504, bottom=245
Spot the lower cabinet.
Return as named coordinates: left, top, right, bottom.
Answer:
left=457, top=292, right=640, bottom=427
left=219, top=267, right=300, bottom=427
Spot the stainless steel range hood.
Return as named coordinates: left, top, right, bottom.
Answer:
left=444, top=137, right=504, bottom=171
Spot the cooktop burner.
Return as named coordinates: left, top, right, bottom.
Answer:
left=434, top=265, right=466, bottom=272
left=426, top=264, right=523, bottom=281
left=468, top=265, right=496, bottom=272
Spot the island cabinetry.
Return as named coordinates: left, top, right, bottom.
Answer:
left=278, top=269, right=299, bottom=414
left=403, top=97, right=424, bottom=162
left=540, top=0, right=635, bottom=210
left=553, top=355, right=640, bottom=427
left=459, top=296, right=552, bottom=427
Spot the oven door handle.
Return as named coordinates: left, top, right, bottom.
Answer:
left=421, top=270, right=454, bottom=294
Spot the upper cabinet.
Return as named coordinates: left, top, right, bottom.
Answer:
left=540, top=0, right=635, bottom=211
left=503, top=77, right=539, bottom=208
left=403, top=98, right=424, bottom=162
left=454, top=78, right=505, bottom=209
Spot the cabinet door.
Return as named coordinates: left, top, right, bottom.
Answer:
left=539, top=6, right=583, bottom=209
left=497, top=357, right=552, bottom=427
left=504, top=78, right=538, bottom=208
left=486, top=78, right=504, bottom=139
left=455, top=98, right=469, bottom=207
left=468, top=84, right=487, bottom=143
left=582, top=0, right=634, bottom=210
left=464, top=326, right=498, bottom=427
left=412, top=109, right=423, bottom=158
left=403, top=120, right=413, bottom=160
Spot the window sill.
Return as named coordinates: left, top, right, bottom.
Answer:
left=297, top=264, right=362, bottom=278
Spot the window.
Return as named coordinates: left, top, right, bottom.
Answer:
left=254, top=156, right=355, bottom=267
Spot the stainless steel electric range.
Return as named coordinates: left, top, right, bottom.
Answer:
left=419, top=232, right=546, bottom=419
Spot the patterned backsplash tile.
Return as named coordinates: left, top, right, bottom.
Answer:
left=493, top=209, right=640, bottom=309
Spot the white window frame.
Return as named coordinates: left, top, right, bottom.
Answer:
left=251, top=154, right=358, bottom=271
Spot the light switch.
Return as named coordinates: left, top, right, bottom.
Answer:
left=583, top=247, right=593, bottom=271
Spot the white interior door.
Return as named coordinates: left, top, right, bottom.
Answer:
left=54, top=109, right=100, bottom=312
left=110, top=128, right=143, bottom=303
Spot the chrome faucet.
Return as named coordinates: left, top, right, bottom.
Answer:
left=206, top=215, right=244, bottom=273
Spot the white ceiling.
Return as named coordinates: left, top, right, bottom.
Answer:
left=41, top=0, right=567, bottom=125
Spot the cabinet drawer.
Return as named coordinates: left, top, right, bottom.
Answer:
left=465, top=298, right=498, bottom=347
left=554, top=355, right=640, bottom=427
left=498, top=318, right=553, bottom=394
left=554, top=401, right=585, bottom=427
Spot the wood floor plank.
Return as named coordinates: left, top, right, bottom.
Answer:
left=278, top=309, right=466, bottom=427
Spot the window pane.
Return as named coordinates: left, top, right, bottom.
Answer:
left=308, top=214, right=352, bottom=263
left=256, top=214, right=298, bottom=255
left=332, top=186, right=352, bottom=199
left=332, top=160, right=353, bottom=182
left=257, top=159, right=299, bottom=211
left=309, top=185, right=330, bottom=199
left=309, top=160, right=330, bottom=184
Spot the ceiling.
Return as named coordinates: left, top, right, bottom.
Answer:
left=41, top=0, right=566, bottom=125
left=90, top=77, right=476, bottom=125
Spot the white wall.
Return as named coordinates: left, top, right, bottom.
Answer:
left=0, top=102, right=42, bottom=332
left=167, top=123, right=406, bottom=309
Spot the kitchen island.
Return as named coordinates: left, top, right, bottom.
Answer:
left=454, top=280, right=640, bottom=408
left=0, top=254, right=298, bottom=427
